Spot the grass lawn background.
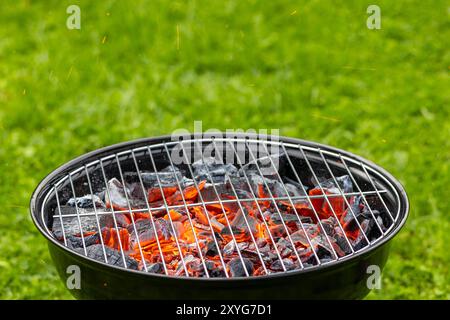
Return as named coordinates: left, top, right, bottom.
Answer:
left=0, top=0, right=448, bottom=299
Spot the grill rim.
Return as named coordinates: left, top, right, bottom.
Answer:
left=30, top=133, right=409, bottom=282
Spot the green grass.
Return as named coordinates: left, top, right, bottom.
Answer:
left=0, top=0, right=448, bottom=299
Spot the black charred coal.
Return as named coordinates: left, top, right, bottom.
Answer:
left=52, top=206, right=99, bottom=240
left=205, top=241, right=219, bottom=257
left=238, top=153, right=287, bottom=179
left=321, top=219, right=336, bottom=237
left=67, top=195, right=105, bottom=209
left=301, top=251, right=318, bottom=265
left=192, top=157, right=238, bottom=183
left=270, top=258, right=296, bottom=271
left=66, top=233, right=100, bottom=249
left=76, top=244, right=139, bottom=270
left=206, top=261, right=226, bottom=277
left=354, top=238, right=369, bottom=251
left=147, top=262, right=164, bottom=274
left=99, top=213, right=129, bottom=228
left=220, top=225, right=244, bottom=236
left=316, top=244, right=333, bottom=261
left=316, top=175, right=353, bottom=193
left=269, top=212, right=304, bottom=225
left=228, top=257, right=254, bottom=277
left=134, top=166, right=186, bottom=188
left=335, top=234, right=352, bottom=254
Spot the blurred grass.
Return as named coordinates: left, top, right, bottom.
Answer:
left=0, top=0, right=449, bottom=299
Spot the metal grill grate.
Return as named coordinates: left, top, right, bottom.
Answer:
left=42, top=137, right=401, bottom=278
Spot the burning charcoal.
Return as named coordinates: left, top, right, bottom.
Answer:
left=52, top=206, right=99, bottom=240
left=76, top=244, right=138, bottom=269
left=192, top=157, right=238, bottom=183
left=298, top=216, right=313, bottom=224
left=354, top=238, right=369, bottom=251
left=257, top=241, right=270, bottom=254
left=199, top=182, right=240, bottom=204
left=264, top=251, right=278, bottom=262
left=270, top=258, right=296, bottom=271
left=171, top=221, right=184, bottom=238
left=122, top=172, right=140, bottom=184
left=284, top=177, right=309, bottom=192
left=227, top=176, right=254, bottom=192
left=191, top=206, right=224, bottom=232
left=373, top=211, right=386, bottom=230
left=101, top=227, right=131, bottom=251
left=228, top=257, right=254, bottom=277
left=146, top=262, right=164, bottom=274
left=309, top=175, right=353, bottom=218
left=67, top=194, right=105, bottom=209
left=147, top=186, right=177, bottom=203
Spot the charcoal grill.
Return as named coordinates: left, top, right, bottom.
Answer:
left=30, top=134, right=409, bottom=299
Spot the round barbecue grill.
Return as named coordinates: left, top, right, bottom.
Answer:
left=30, top=134, right=408, bottom=299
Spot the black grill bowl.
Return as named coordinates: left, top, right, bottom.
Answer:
left=30, top=134, right=409, bottom=299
